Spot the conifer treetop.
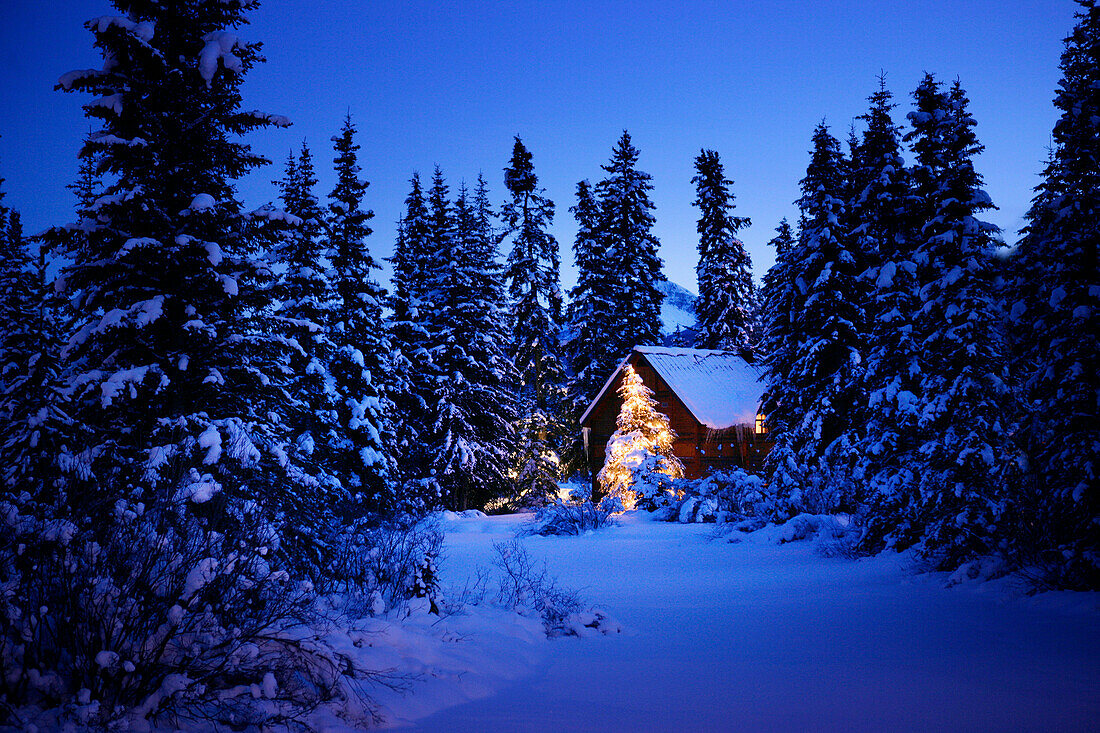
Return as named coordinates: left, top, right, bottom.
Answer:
left=595, top=130, right=666, bottom=355
left=692, top=147, right=754, bottom=352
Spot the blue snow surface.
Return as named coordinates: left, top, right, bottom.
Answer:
left=398, top=511, right=1100, bottom=732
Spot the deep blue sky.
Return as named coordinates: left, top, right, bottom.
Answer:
left=0, top=1, right=1074, bottom=291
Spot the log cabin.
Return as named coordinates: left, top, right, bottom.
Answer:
left=579, top=346, right=771, bottom=494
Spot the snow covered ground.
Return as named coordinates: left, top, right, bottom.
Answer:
left=384, top=512, right=1099, bottom=732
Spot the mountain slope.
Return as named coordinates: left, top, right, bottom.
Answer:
left=658, top=280, right=697, bottom=339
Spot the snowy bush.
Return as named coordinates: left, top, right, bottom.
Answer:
left=729, top=513, right=863, bottom=556
left=316, top=517, right=443, bottom=617
left=597, top=493, right=626, bottom=514
left=519, top=500, right=615, bottom=537
left=627, top=451, right=682, bottom=511
left=562, top=477, right=592, bottom=503
left=811, top=515, right=864, bottom=558
left=0, top=497, right=411, bottom=730
left=492, top=541, right=621, bottom=638
left=792, top=451, right=861, bottom=517
left=945, top=556, right=1010, bottom=588
left=656, top=468, right=787, bottom=524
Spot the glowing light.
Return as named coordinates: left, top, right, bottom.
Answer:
left=598, top=365, right=684, bottom=509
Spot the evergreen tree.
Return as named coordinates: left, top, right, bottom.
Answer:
left=391, top=174, right=434, bottom=323
left=50, top=1, right=324, bottom=570
left=746, top=283, right=767, bottom=353
left=842, top=124, right=866, bottom=214
left=1008, top=0, right=1100, bottom=585
left=758, top=218, right=796, bottom=371
left=0, top=174, right=68, bottom=498
left=425, top=180, right=518, bottom=510
left=0, top=169, right=18, bottom=399
left=565, top=180, right=618, bottom=417
left=393, top=165, right=457, bottom=508
left=598, top=365, right=683, bottom=510
left=759, top=217, right=809, bottom=515
left=561, top=180, right=618, bottom=478
left=426, top=165, right=454, bottom=282
left=1, top=6, right=444, bottom=725
left=846, top=79, right=925, bottom=551
left=596, top=131, right=666, bottom=355
left=272, top=141, right=349, bottom=528
left=387, top=172, right=438, bottom=506
left=762, top=123, right=864, bottom=512
left=501, top=137, right=567, bottom=504
left=692, top=148, right=754, bottom=352
left=902, top=75, right=1016, bottom=566
left=67, top=131, right=102, bottom=217
left=326, top=113, right=397, bottom=515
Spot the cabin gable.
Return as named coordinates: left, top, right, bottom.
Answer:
left=580, top=347, right=772, bottom=493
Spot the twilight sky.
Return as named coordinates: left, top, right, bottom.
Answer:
left=0, top=0, right=1075, bottom=291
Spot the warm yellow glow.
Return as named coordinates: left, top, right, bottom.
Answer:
left=598, top=365, right=684, bottom=508
left=755, top=412, right=767, bottom=434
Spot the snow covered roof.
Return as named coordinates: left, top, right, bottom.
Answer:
left=580, top=346, right=765, bottom=429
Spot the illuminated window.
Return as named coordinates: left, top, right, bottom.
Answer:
left=755, top=412, right=767, bottom=434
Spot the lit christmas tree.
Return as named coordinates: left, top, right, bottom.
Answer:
left=598, top=365, right=684, bottom=509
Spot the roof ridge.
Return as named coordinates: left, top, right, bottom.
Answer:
left=579, top=346, right=765, bottom=430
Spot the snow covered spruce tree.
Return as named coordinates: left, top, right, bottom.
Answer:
left=598, top=365, right=684, bottom=510
left=388, top=172, right=439, bottom=507
left=0, top=169, right=21, bottom=359
left=559, top=181, right=615, bottom=477
left=67, top=132, right=102, bottom=217
left=691, top=148, right=754, bottom=353
left=1008, top=0, right=1100, bottom=587
left=0, top=173, right=31, bottom=462
left=51, top=4, right=321, bottom=532
left=564, top=181, right=618, bottom=421
left=845, top=80, right=927, bottom=552
left=757, top=219, right=795, bottom=370
left=0, top=179, right=56, bottom=497
left=272, top=141, right=351, bottom=536
left=842, top=124, right=865, bottom=217
left=898, top=75, right=1016, bottom=567
left=757, top=218, right=804, bottom=515
left=595, top=131, right=666, bottom=357
left=761, top=122, right=865, bottom=513
left=0, top=4, right=381, bottom=725
left=0, top=180, right=73, bottom=501
left=501, top=137, right=568, bottom=504
left=424, top=176, right=518, bottom=510
left=755, top=220, right=794, bottom=363
left=415, top=166, right=457, bottom=501
left=326, top=113, right=398, bottom=516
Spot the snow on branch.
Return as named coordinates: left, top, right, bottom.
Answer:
left=218, top=273, right=239, bottom=296
left=92, top=132, right=149, bottom=147
left=58, top=68, right=103, bottom=91
left=96, top=365, right=169, bottom=407
left=198, top=31, right=243, bottom=86
left=248, top=204, right=303, bottom=227
left=187, top=193, right=217, bottom=212
left=243, top=110, right=292, bottom=127
left=87, top=15, right=156, bottom=43
left=87, top=94, right=123, bottom=114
